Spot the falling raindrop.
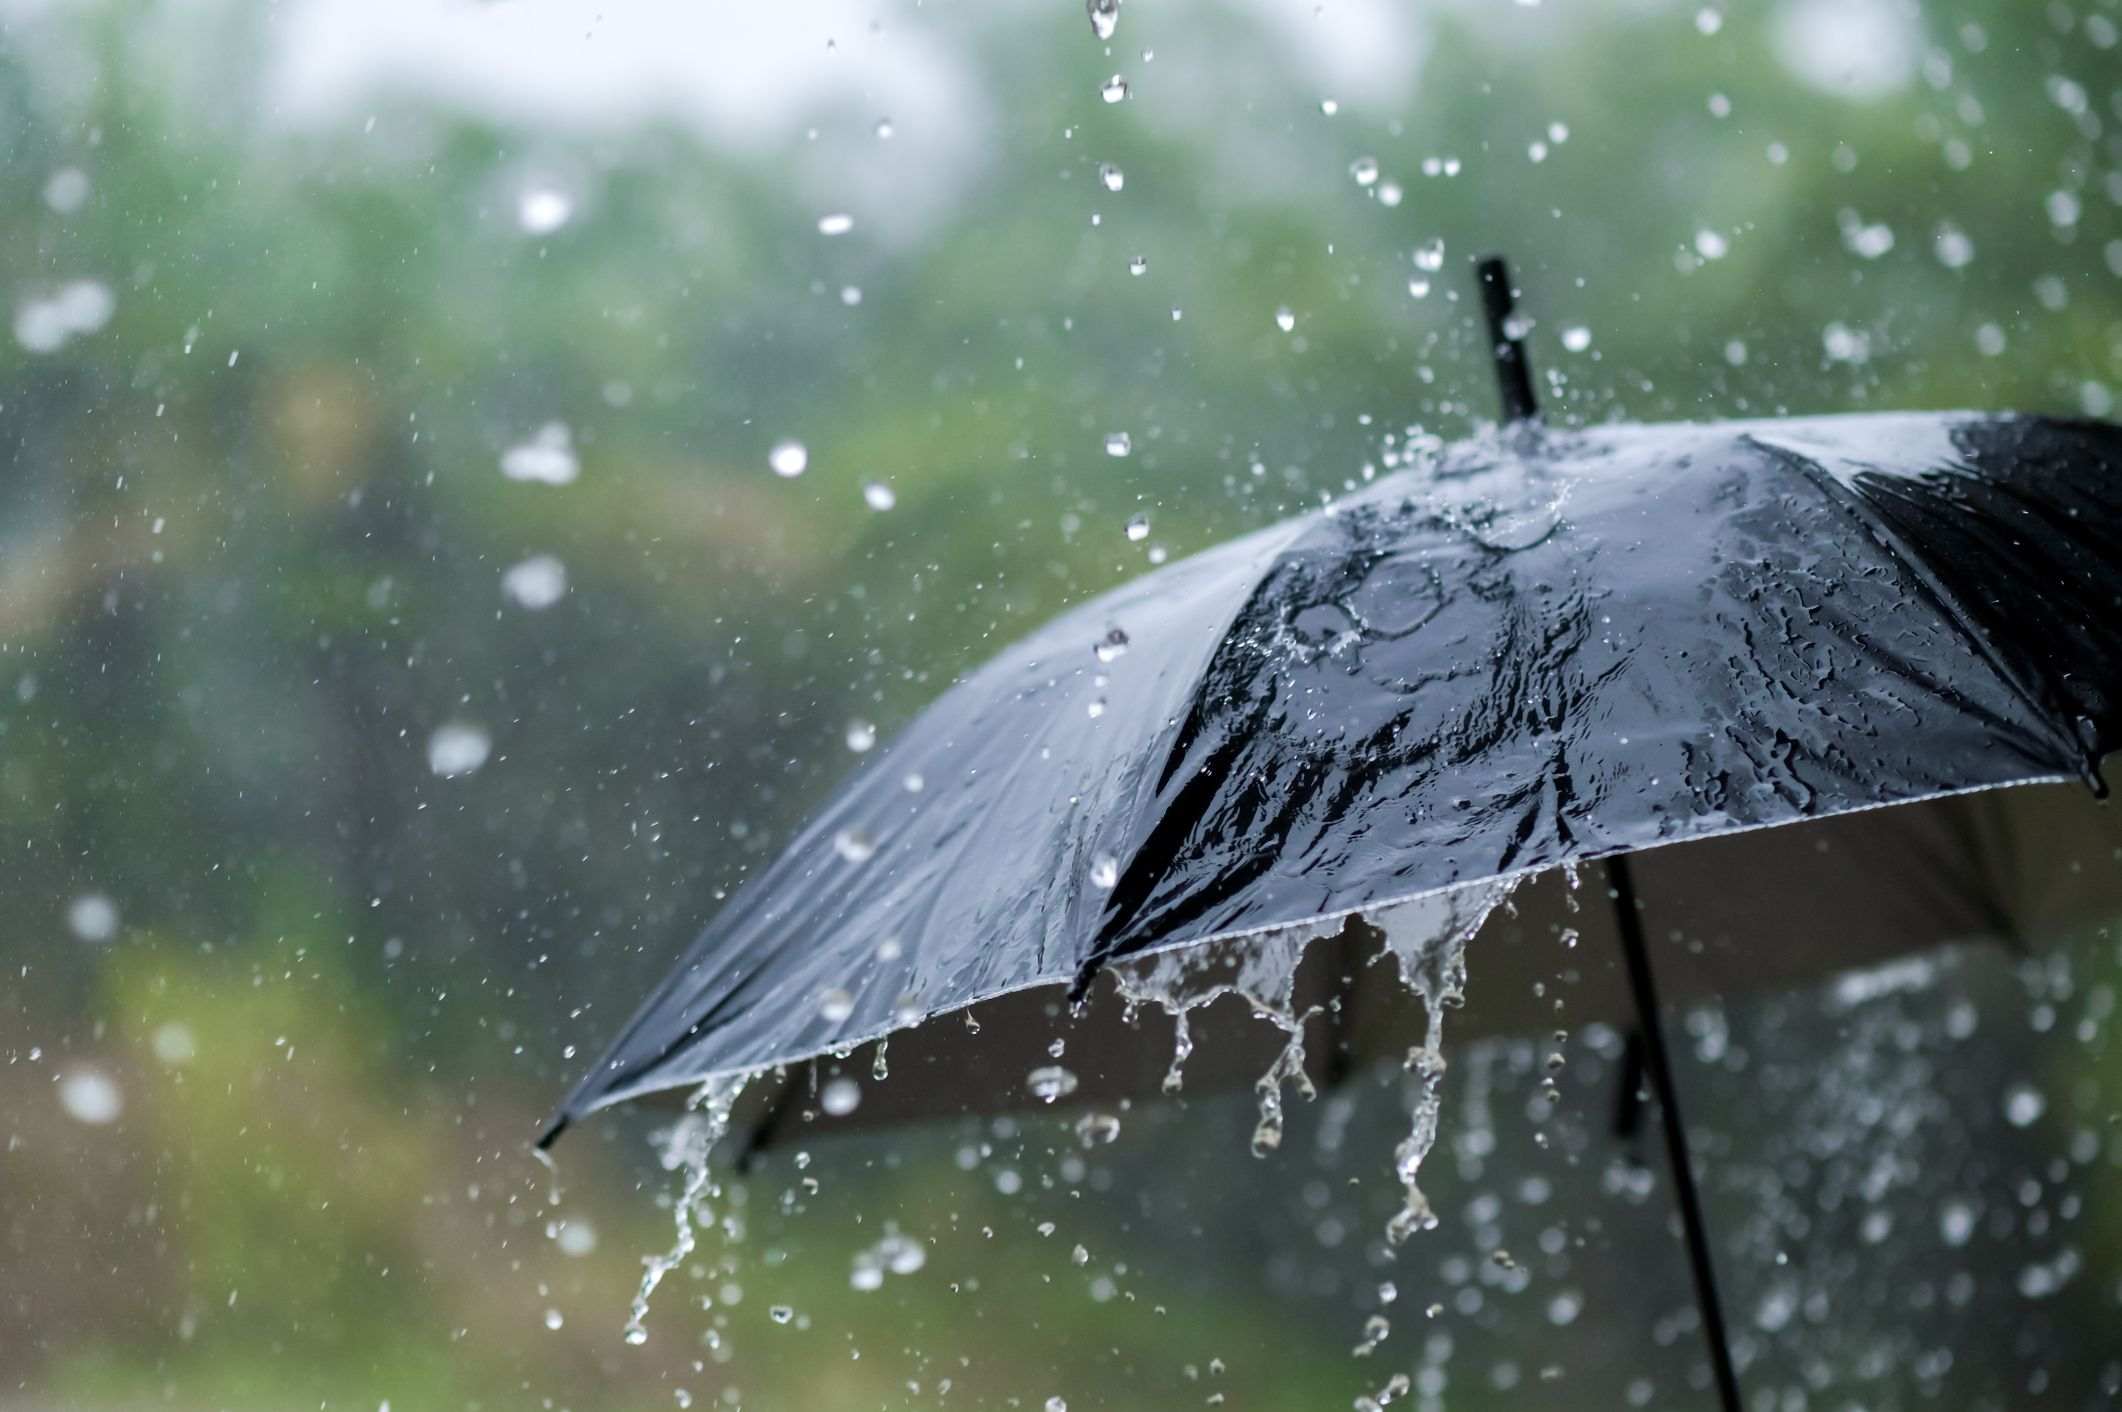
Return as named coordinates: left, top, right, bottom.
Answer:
left=543, top=1308, right=565, bottom=1331
left=845, top=720, right=877, bottom=753
left=1413, top=239, right=1446, bottom=272
left=1086, top=0, right=1119, bottom=40
left=862, top=481, right=896, bottom=511
left=1561, top=326, right=1593, bottom=352
left=1128, top=255, right=1148, bottom=276
left=1094, top=627, right=1130, bottom=663
left=820, top=1077, right=863, bottom=1116
left=1074, top=1112, right=1122, bottom=1146
left=768, top=440, right=809, bottom=478
left=1104, top=431, right=1133, bottom=457
left=1273, top=306, right=1295, bottom=332
left=832, top=828, right=876, bottom=863
left=1100, top=75, right=1130, bottom=103
left=874, top=117, right=894, bottom=139
left=67, top=893, right=119, bottom=943
left=1098, top=162, right=1124, bottom=192
left=517, top=188, right=574, bottom=235
left=1027, top=1066, right=1080, bottom=1103
left=427, top=723, right=492, bottom=778
left=500, top=423, right=579, bottom=485
left=1089, top=854, right=1120, bottom=889
left=1124, top=513, right=1150, bottom=542
left=501, top=555, right=568, bottom=609
left=57, top=1067, right=122, bottom=1125
left=2003, top=1082, right=2045, bottom=1127
left=1349, top=155, right=1380, bottom=187
left=816, top=213, right=854, bottom=236
left=818, top=988, right=855, bottom=1023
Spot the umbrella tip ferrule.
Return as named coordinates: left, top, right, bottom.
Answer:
left=1476, top=255, right=1539, bottom=427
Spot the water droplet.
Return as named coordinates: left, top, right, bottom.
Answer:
left=1098, top=162, right=1124, bottom=192
left=68, top=893, right=119, bottom=943
left=1124, top=513, right=1150, bottom=542
left=1046, top=1399, right=1069, bottom=1412
left=57, top=1067, right=122, bottom=1125
left=1560, top=325, right=1593, bottom=353
left=1094, top=627, right=1130, bottom=663
left=1377, top=181, right=1402, bottom=207
left=624, top=1327, right=649, bottom=1346
left=1127, top=254, right=1148, bottom=276
left=1100, top=75, right=1130, bottom=103
left=818, top=988, right=855, bottom=1023
left=768, top=440, right=809, bottom=478
left=862, top=481, right=896, bottom=511
left=1934, top=223, right=1975, bottom=269
left=501, top=555, right=568, bottom=609
left=768, top=1305, right=794, bottom=1325
left=832, top=827, right=877, bottom=864
left=1694, top=228, right=1730, bottom=260
left=1089, top=854, right=1120, bottom=889
left=845, top=720, right=877, bottom=753
left=1074, top=1112, right=1122, bottom=1146
left=1319, top=98, right=1339, bottom=115
left=1406, top=278, right=1430, bottom=299
left=543, top=1308, right=565, bottom=1331
left=499, top=423, right=579, bottom=485
left=1273, top=306, right=1296, bottom=332
left=1086, top=698, right=1107, bottom=719
left=2004, top=1083, right=2045, bottom=1127
left=427, top=722, right=492, bottom=778
left=874, top=117, right=894, bottom=139
left=517, top=188, right=573, bottom=235
left=1027, top=1065, right=1080, bottom=1103
left=44, top=167, right=90, bottom=214
left=901, top=772, right=925, bottom=793
left=1413, top=238, right=1446, bottom=272
left=1349, top=155, right=1380, bottom=187
left=820, top=1077, right=863, bottom=1116
left=1086, top=0, right=1119, bottom=40
left=1104, top=431, right=1133, bottom=457
left=816, top=212, right=854, bottom=236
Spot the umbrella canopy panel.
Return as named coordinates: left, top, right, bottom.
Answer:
left=546, top=411, right=2122, bottom=1137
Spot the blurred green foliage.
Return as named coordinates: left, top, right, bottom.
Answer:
left=2, top=0, right=2119, bottom=1407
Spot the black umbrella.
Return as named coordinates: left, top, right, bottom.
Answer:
left=543, top=260, right=2122, bottom=1408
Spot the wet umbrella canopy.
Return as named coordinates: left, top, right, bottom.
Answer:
left=545, top=263, right=2122, bottom=1401
left=546, top=274, right=2122, bottom=1131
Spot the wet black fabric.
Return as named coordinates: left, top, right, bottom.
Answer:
left=544, top=412, right=2122, bottom=1138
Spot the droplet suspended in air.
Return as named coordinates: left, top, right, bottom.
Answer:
left=501, top=555, right=568, bottom=609
left=820, top=1076, right=863, bottom=1116
left=769, top=440, right=809, bottom=478
left=874, top=118, right=894, bottom=139
left=1026, top=1066, right=1080, bottom=1103
left=1089, top=854, right=1120, bottom=889
left=542, top=1308, right=565, bottom=1331
left=1094, top=627, right=1130, bottom=663
left=2003, top=1082, right=2045, bottom=1127
left=1128, top=255, right=1148, bottom=276
left=57, top=1067, right=123, bottom=1125
left=428, top=722, right=493, bottom=778
left=846, top=720, right=877, bottom=753
left=1560, top=325, right=1593, bottom=353
left=818, top=988, right=855, bottom=1023
left=862, top=480, right=896, bottom=511
left=500, top=423, right=579, bottom=485
left=517, top=187, right=573, bottom=235
left=1104, top=431, right=1132, bottom=457
left=817, top=212, right=854, bottom=236
left=1274, top=306, right=1296, bottom=332
left=67, top=893, right=119, bottom=943
left=1086, top=0, right=1119, bottom=40
left=832, top=828, right=876, bottom=863
left=1100, top=75, right=1130, bottom=103
left=1124, top=513, right=1150, bottom=542
left=1074, top=1112, right=1122, bottom=1146
left=1349, top=155, right=1380, bottom=187
left=1098, top=162, right=1124, bottom=192
left=1413, top=238, right=1446, bottom=272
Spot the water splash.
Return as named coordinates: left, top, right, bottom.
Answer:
left=1113, top=916, right=1340, bottom=1153
left=623, top=1074, right=747, bottom=1346
left=1370, top=881, right=1515, bottom=1246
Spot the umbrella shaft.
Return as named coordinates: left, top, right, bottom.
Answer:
left=1609, top=854, right=1744, bottom=1412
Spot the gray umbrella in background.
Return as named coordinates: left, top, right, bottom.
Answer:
left=542, top=260, right=2122, bottom=1407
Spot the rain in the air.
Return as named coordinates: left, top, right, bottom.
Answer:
left=6, top=1, right=2122, bottom=1411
